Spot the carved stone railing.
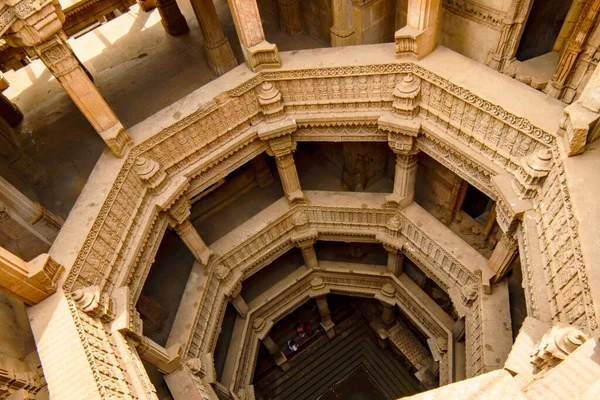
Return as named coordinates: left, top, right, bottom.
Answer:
left=41, top=45, right=595, bottom=398
left=226, top=266, right=454, bottom=393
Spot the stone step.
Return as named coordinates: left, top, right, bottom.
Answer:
left=260, top=321, right=371, bottom=398
left=256, top=311, right=366, bottom=390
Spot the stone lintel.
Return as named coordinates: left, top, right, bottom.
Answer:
left=375, top=233, right=405, bottom=253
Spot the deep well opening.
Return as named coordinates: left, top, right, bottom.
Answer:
left=252, top=296, right=426, bottom=400
left=295, top=141, right=395, bottom=192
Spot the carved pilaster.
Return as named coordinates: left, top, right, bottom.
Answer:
left=395, top=0, right=442, bottom=59
left=381, top=302, right=396, bottom=327
left=189, top=0, right=238, bottom=75
left=230, top=283, right=249, bottom=318
left=250, top=154, right=275, bottom=188
left=331, top=0, right=355, bottom=46
left=488, top=234, right=518, bottom=283
left=228, top=0, right=280, bottom=70
left=277, top=0, right=302, bottom=36
left=156, top=0, right=190, bottom=36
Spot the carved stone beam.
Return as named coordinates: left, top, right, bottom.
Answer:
left=168, top=196, right=213, bottom=266
left=330, top=0, right=355, bottom=46
left=136, top=336, right=181, bottom=374
left=156, top=0, right=190, bottom=36
left=189, top=0, right=238, bottom=75
left=227, top=0, right=280, bottom=71
left=291, top=210, right=319, bottom=269
left=395, top=0, right=442, bottom=59
left=0, top=247, right=63, bottom=305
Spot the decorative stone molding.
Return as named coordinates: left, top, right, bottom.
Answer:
left=530, top=324, right=588, bottom=372
left=134, top=156, right=168, bottom=193
left=72, top=285, right=115, bottom=322
left=512, top=149, right=552, bottom=199
left=258, top=82, right=285, bottom=122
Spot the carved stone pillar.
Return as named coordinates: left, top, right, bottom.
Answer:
left=230, top=283, right=249, bottom=318
left=227, top=0, right=281, bottom=71
left=545, top=0, right=600, bottom=101
left=386, top=151, right=418, bottom=208
left=156, top=0, right=190, bottom=36
left=0, top=246, right=63, bottom=305
left=315, top=295, right=336, bottom=338
left=277, top=0, right=302, bottom=35
left=261, top=334, right=290, bottom=370
left=383, top=243, right=403, bottom=276
left=189, top=0, right=238, bottom=75
left=168, top=197, right=213, bottom=266
left=298, top=240, right=318, bottom=269
left=331, top=0, right=355, bottom=46
left=488, top=234, right=518, bottom=283
left=0, top=176, right=63, bottom=242
left=275, top=150, right=304, bottom=203
left=256, top=82, right=304, bottom=203
left=381, top=302, right=396, bottom=327
left=292, top=211, right=319, bottom=269
left=251, top=153, right=275, bottom=188
left=136, top=336, right=181, bottom=373
left=395, top=0, right=441, bottom=59
left=30, top=34, right=132, bottom=157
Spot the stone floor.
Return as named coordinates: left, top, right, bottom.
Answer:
left=3, top=1, right=323, bottom=219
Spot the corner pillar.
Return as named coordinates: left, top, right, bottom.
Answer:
left=331, top=0, right=355, bottom=46
left=228, top=0, right=281, bottom=70
left=381, top=302, right=396, bottom=327
left=168, top=197, right=213, bottom=266
left=298, top=240, right=318, bottom=270
left=395, top=0, right=442, bottom=59
left=33, top=34, right=132, bottom=157
left=0, top=247, right=64, bottom=305
left=273, top=148, right=304, bottom=203
left=315, top=296, right=336, bottom=338
left=190, top=0, right=238, bottom=75
left=488, top=234, right=518, bottom=283
left=261, top=335, right=290, bottom=371
left=136, top=336, right=181, bottom=373
left=277, top=0, right=302, bottom=35
left=383, top=243, right=403, bottom=276
left=230, top=283, right=249, bottom=318
left=386, top=151, right=418, bottom=208
left=156, top=0, right=190, bottom=36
